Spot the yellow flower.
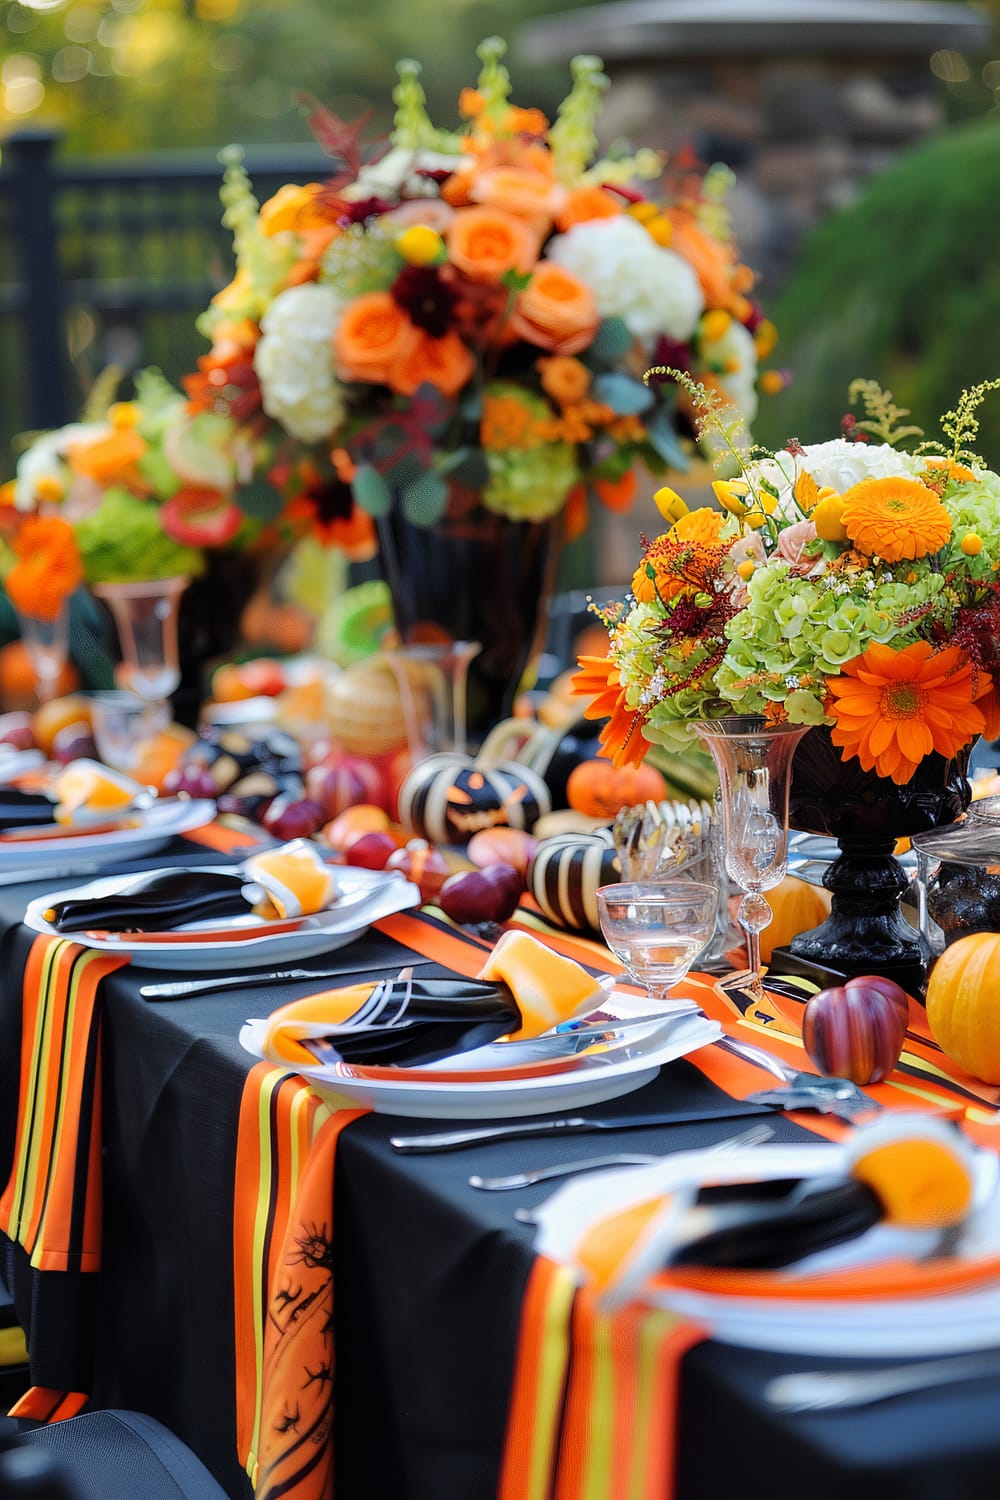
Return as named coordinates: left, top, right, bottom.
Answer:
left=700, top=309, right=732, bottom=342
left=812, top=494, right=849, bottom=542
left=652, top=486, right=689, bottom=523
left=396, top=225, right=446, bottom=267
left=712, top=478, right=751, bottom=516
left=962, top=533, right=984, bottom=556
left=754, top=319, right=779, bottom=358
left=840, top=477, right=952, bottom=562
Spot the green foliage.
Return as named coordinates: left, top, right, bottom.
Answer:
left=754, top=118, right=1000, bottom=461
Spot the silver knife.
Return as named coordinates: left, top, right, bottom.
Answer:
left=139, top=959, right=435, bottom=999
left=389, top=1104, right=774, bottom=1153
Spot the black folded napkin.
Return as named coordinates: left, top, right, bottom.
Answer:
left=44, top=868, right=255, bottom=933
left=0, top=788, right=58, bottom=831
left=670, top=1175, right=884, bottom=1270
left=264, top=976, right=525, bottom=1069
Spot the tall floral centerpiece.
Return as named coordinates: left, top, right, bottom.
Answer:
left=575, top=378, right=1000, bottom=990
left=189, top=37, right=774, bottom=737
left=3, top=371, right=289, bottom=717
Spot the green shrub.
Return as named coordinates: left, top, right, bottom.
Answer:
left=755, top=117, right=1000, bottom=459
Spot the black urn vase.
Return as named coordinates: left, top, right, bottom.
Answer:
left=776, top=726, right=972, bottom=994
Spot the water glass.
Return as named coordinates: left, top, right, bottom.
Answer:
left=596, top=880, right=719, bottom=1005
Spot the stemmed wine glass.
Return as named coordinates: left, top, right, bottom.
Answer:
left=694, top=717, right=809, bottom=978
left=596, top=880, right=720, bottom=1008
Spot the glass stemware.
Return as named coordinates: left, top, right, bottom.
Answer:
left=596, top=879, right=719, bottom=1006
left=15, top=602, right=70, bottom=705
left=93, top=575, right=189, bottom=703
left=693, top=717, right=809, bottom=978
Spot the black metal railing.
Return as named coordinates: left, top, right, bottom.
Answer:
left=0, top=130, right=332, bottom=471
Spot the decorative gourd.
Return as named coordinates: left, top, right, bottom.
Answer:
left=326, top=658, right=413, bottom=757
left=925, top=931, right=1000, bottom=1082
left=802, top=983, right=906, bottom=1085
left=565, top=759, right=668, bottom=821
left=398, top=752, right=550, bottom=846
left=759, top=875, right=832, bottom=964
left=528, top=830, right=620, bottom=933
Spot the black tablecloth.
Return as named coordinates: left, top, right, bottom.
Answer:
left=3, top=862, right=1000, bottom=1500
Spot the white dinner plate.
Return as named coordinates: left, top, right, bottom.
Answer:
left=239, top=1012, right=722, bottom=1118
left=24, top=864, right=421, bottom=970
left=0, top=797, right=218, bottom=872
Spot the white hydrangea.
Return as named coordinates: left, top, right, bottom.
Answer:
left=545, top=216, right=705, bottom=346
left=254, top=283, right=348, bottom=444
left=702, top=318, right=759, bottom=425
left=15, top=422, right=110, bottom=513
left=747, top=438, right=927, bottom=518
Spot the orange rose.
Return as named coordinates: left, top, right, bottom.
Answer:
left=6, top=516, right=83, bottom=621
left=508, top=264, right=599, bottom=356
left=537, top=355, right=591, bottom=407
left=668, top=209, right=751, bottom=319
left=392, top=330, right=475, bottom=399
left=470, top=166, right=564, bottom=228
left=334, top=292, right=421, bottom=386
left=447, top=207, right=538, bottom=282
left=555, top=187, right=622, bottom=232
left=259, top=183, right=328, bottom=236
left=66, top=428, right=148, bottom=489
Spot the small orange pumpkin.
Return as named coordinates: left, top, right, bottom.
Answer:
left=925, top=931, right=1000, bottom=1083
left=759, top=875, right=831, bottom=965
left=566, top=759, right=668, bottom=821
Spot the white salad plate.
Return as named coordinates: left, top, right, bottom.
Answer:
left=239, top=1011, right=722, bottom=1119
left=24, top=864, right=421, bottom=970
left=0, top=797, right=218, bottom=872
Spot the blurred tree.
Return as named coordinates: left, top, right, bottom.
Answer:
left=754, top=115, right=1000, bottom=460
left=0, top=0, right=584, bottom=154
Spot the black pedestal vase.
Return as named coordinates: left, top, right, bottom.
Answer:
left=375, top=497, right=562, bottom=747
left=774, top=726, right=972, bottom=995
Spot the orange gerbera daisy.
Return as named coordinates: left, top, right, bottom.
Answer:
left=631, top=509, right=728, bottom=606
left=839, top=477, right=952, bottom=562
left=827, top=640, right=986, bottom=785
left=571, top=654, right=651, bottom=769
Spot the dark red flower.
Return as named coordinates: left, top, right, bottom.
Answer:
left=390, top=265, right=460, bottom=338
left=336, top=196, right=396, bottom=226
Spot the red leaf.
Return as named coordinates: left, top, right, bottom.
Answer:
left=293, top=92, right=375, bottom=180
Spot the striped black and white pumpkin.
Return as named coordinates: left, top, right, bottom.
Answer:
left=398, top=753, right=551, bottom=846
left=528, top=830, right=620, bottom=933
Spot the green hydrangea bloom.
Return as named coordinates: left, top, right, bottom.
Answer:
left=75, top=490, right=204, bottom=585
left=321, top=223, right=403, bottom=300
left=480, top=383, right=579, bottom=521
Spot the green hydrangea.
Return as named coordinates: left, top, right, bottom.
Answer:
left=718, top=561, right=949, bottom=721
left=321, top=223, right=403, bottom=300
left=482, top=443, right=578, bottom=522
left=610, top=601, right=729, bottom=752
left=74, top=490, right=204, bottom=585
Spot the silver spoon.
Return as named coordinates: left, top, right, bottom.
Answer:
left=765, top=1350, right=1000, bottom=1413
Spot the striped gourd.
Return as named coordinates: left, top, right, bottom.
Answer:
left=398, top=753, right=551, bottom=846
left=528, top=830, right=620, bottom=932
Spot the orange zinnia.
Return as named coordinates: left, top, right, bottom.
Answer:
left=839, top=477, right=952, bottom=562
left=571, top=654, right=651, bottom=769
left=827, top=640, right=986, bottom=785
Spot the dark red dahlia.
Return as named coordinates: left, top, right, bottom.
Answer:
left=390, top=265, right=460, bottom=338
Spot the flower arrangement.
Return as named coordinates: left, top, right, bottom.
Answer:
left=186, top=37, right=776, bottom=545
left=1, top=361, right=291, bottom=585
left=2, top=39, right=775, bottom=606
left=576, top=378, right=1000, bottom=785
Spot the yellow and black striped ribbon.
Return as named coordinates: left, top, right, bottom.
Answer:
left=0, top=935, right=128, bottom=1273
left=233, top=1061, right=367, bottom=1500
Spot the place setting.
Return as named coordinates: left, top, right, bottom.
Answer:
left=22, top=836, right=422, bottom=970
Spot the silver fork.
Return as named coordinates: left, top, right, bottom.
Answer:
left=765, top=1350, right=1000, bottom=1412
left=503, top=1121, right=775, bottom=1216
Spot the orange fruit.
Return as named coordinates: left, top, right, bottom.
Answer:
left=0, top=641, right=79, bottom=713
left=30, top=693, right=93, bottom=754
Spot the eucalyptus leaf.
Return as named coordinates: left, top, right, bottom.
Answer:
left=351, top=463, right=392, bottom=517
left=401, top=470, right=449, bottom=527
left=587, top=317, right=633, bottom=365
left=233, top=479, right=286, bottom=524
left=644, top=410, right=691, bottom=470
left=592, top=371, right=655, bottom=416
left=382, top=450, right=425, bottom=490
